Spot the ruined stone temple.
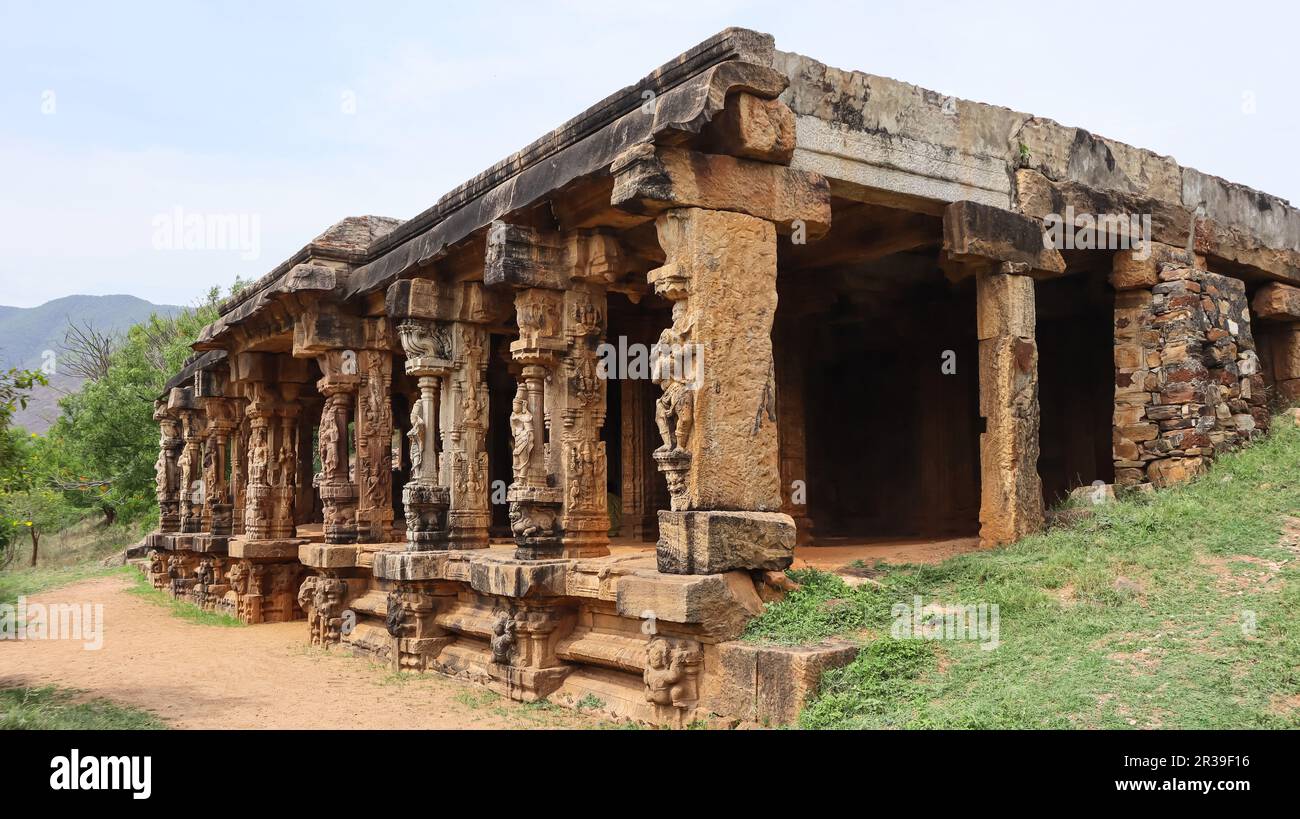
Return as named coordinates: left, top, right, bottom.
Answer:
left=144, top=29, right=1300, bottom=725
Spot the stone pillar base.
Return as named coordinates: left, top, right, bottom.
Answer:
left=403, top=483, right=450, bottom=551
left=656, top=510, right=795, bottom=575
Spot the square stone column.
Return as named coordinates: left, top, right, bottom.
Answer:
left=443, top=321, right=492, bottom=549
left=356, top=321, right=396, bottom=543
left=976, top=263, right=1044, bottom=546
left=646, top=207, right=795, bottom=575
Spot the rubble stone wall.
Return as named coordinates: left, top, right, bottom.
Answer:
left=1112, top=260, right=1268, bottom=488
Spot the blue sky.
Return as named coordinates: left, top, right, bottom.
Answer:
left=1, top=0, right=1295, bottom=308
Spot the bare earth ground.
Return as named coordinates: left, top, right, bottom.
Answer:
left=0, top=574, right=599, bottom=729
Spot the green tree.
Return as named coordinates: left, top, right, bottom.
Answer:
left=42, top=287, right=227, bottom=526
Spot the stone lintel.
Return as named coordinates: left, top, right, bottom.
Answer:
left=611, top=144, right=831, bottom=237
left=299, top=543, right=360, bottom=570
left=1252, top=282, right=1300, bottom=321
left=484, top=221, right=567, bottom=290
left=656, top=510, right=795, bottom=575
left=228, top=352, right=312, bottom=385
left=292, top=302, right=365, bottom=356
left=228, top=538, right=308, bottom=560
left=943, top=200, right=1065, bottom=276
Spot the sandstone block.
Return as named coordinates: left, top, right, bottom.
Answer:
left=1110, top=243, right=1197, bottom=290
left=656, top=510, right=795, bottom=575
left=612, top=144, right=830, bottom=236
left=1253, top=283, right=1300, bottom=322
left=976, top=270, right=1035, bottom=340
left=705, top=92, right=796, bottom=163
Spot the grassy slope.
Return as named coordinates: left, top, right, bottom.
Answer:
left=0, top=685, right=166, bottom=729
left=746, top=416, right=1300, bottom=729
left=0, top=518, right=143, bottom=606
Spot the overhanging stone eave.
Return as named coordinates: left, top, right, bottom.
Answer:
left=771, top=46, right=1300, bottom=283
left=158, top=349, right=227, bottom=400
left=342, top=40, right=790, bottom=300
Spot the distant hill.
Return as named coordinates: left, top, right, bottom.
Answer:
left=0, top=295, right=183, bottom=434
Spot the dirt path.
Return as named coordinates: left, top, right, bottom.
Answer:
left=0, top=574, right=599, bottom=729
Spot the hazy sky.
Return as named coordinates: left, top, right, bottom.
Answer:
left=1, top=0, right=1295, bottom=309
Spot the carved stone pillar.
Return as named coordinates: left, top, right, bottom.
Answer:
left=553, top=283, right=611, bottom=557
left=153, top=401, right=182, bottom=534
left=202, top=400, right=236, bottom=536
left=273, top=398, right=302, bottom=540
left=644, top=208, right=794, bottom=575
left=241, top=377, right=301, bottom=543
left=230, top=400, right=248, bottom=536
left=484, top=223, right=632, bottom=559
left=356, top=326, right=395, bottom=542
left=316, top=351, right=359, bottom=544
left=168, top=387, right=205, bottom=535
left=387, top=278, right=505, bottom=550
left=396, top=319, right=452, bottom=550
left=445, top=322, right=492, bottom=549
left=508, top=288, right=565, bottom=560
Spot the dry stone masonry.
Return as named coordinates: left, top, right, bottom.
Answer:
left=142, top=28, right=1300, bottom=726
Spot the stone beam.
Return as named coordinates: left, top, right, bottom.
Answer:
left=943, top=200, right=1065, bottom=277
left=611, top=144, right=831, bottom=238
left=1253, top=283, right=1300, bottom=321
left=1016, top=169, right=1300, bottom=287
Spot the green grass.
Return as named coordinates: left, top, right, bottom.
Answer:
left=0, top=561, right=121, bottom=608
left=753, top=415, right=1300, bottom=729
left=121, top=568, right=245, bottom=627
left=0, top=517, right=146, bottom=607
left=0, top=685, right=166, bottom=730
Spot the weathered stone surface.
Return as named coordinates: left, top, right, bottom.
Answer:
left=656, top=510, right=795, bottom=574
left=647, top=208, right=783, bottom=513
left=703, top=639, right=859, bottom=726
left=615, top=570, right=763, bottom=641
left=976, top=269, right=1043, bottom=546
left=976, top=267, right=1035, bottom=340
left=703, top=92, right=796, bottom=163
left=1111, top=267, right=1266, bottom=486
left=1252, top=283, right=1300, bottom=321
left=943, top=200, right=1065, bottom=276
left=1111, top=243, right=1199, bottom=291
left=298, top=543, right=359, bottom=570
left=228, top=538, right=306, bottom=560
left=612, top=144, right=830, bottom=236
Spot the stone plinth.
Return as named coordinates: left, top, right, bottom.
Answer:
left=655, top=510, right=795, bottom=575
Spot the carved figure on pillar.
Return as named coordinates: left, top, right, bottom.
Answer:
left=396, top=319, right=451, bottom=550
